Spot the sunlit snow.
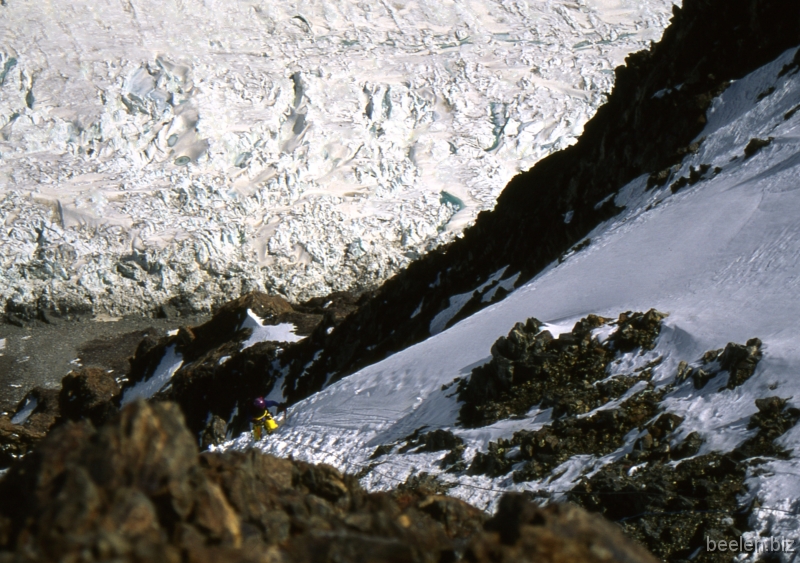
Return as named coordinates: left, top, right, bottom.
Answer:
left=241, top=309, right=304, bottom=349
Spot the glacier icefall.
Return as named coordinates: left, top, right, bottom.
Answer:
left=0, top=0, right=677, bottom=315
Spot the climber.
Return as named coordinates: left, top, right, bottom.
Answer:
left=251, top=397, right=287, bottom=441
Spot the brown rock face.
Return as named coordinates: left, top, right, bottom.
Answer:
left=59, top=368, right=121, bottom=426
left=0, top=401, right=658, bottom=563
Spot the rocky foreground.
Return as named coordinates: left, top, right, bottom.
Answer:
left=4, top=304, right=796, bottom=562
left=0, top=401, right=658, bottom=563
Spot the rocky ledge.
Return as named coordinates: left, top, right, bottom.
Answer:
left=0, top=290, right=365, bottom=469
left=0, top=400, right=659, bottom=563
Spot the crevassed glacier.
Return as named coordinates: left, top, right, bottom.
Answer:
left=0, top=0, right=677, bottom=315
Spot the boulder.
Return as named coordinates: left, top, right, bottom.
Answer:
left=59, top=367, right=121, bottom=426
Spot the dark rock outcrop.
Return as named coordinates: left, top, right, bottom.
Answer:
left=59, top=367, right=120, bottom=426
left=470, top=386, right=664, bottom=483
left=743, top=137, right=773, bottom=158
left=675, top=338, right=763, bottom=390
left=395, top=428, right=465, bottom=454
left=371, top=429, right=468, bottom=472
left=719, top=338, right=763, bottom=389
left=0, top=401, right=659, bottom=563
left=0, top=368, right=121, bottom=470
left=458, top=311, right=663, bottom=428
left=569, top=397, right=800, bottom=563
left=118, top=291, right=363, bottom=439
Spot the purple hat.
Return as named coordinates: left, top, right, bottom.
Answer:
left=253, top=397, right=266, bottom=410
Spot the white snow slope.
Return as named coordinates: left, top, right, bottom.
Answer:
left=219, top=46, right=800, bottom=548
left=0, top=0, right=675, bottom=315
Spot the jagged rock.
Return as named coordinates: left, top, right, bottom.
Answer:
left=691, top=367, right=714, bottom=389
left=402, top=429, right=464, bottom=454
left=458, top=312, right=659, bottom=428
left=720, top=338, right=762, bottom=388
left=370, top=444, right=395, bottom=459
left=571, top=452, right=748, bottom=563
left=0, top=401, right=659, bottom=563
left=173, top=292, right=297, bottom=362
left=440, top=446, right=466, bottom=471
left=608, top=309, right=667, bottom=352
left=489, top=318, right=545, bottom=361
left=3, top=369, right=121, bottom=470
left=675, top=340, right=763, bottom=390
left=647, top=165, right=679, bottom=189
left=59, top=367, right=120, bottom=426
left=467, top=328, right=769, bottom=482
left=127, top=331, right=171, bottom=385
left=468, top=385, right=665, bottom=482
left=524, top=388, right=663, bottom=482
left=733, top=396, right=800, bottom=459
left=117, top=290, right=363, bottom=439
left=419, top=431, right=464, bottom=464
left=467, top=450, right=512, bottom=477
left=629, top=413, right=688, bottom=463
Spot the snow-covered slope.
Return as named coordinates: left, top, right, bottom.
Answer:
left=220, top=45, right=800, bottom=546
left=0, top=0, right=675, bottom=316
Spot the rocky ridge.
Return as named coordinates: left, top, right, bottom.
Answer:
left=0, top=292, right=363, bottom=470
left=457, top=310, right=664, bottom=428
left=450, top=314, right=788, bottom=562
left=252, top=0, right=800, bottom=410
left=0, top=400, right=660, bottom=563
